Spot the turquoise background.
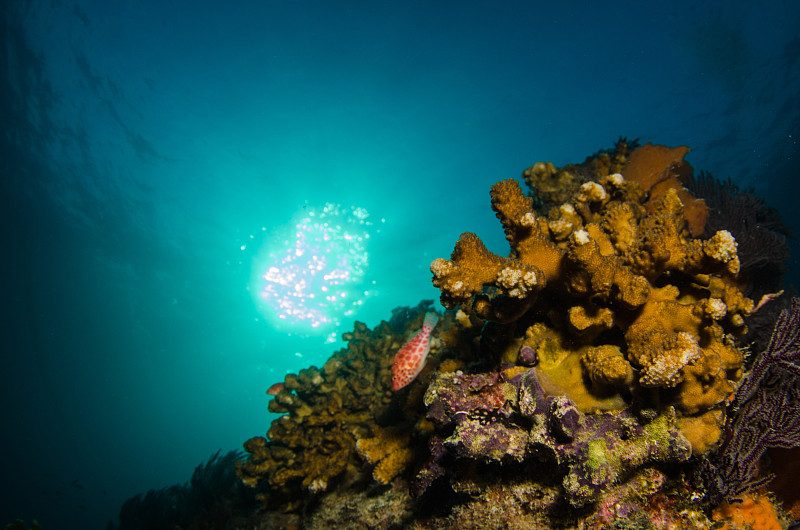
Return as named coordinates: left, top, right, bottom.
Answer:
left=2, top=1, right=799, bottom=527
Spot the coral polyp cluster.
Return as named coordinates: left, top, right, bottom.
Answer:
left=236, top=312, right=429, bottom=508
left=234, top=142, right=798, bottom=529
left=431, top=144, right=752, bottom=446
left=422, top=368, right=692, bottom=507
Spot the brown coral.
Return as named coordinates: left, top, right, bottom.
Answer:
left=236, top=315, right=436, bottom=505
left=355, top=426, right=414, bottom=484
left=431, top=149, right=753, bottom=445
left=581, top=345, right=633, bottom=387
left=621, top=142, right=709, bottom=236
left=228, top=142, right=792, bottom=530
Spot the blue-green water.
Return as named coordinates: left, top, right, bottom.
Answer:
left=1, top=1, right=798, bottom=527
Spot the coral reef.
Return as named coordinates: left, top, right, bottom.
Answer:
left=700, top=298, right=800, bottom=504
left=522, top=137, right=639, bottom=212
left=422, top=142, right=795, bottom=523
left=227, top=142, right=797, bottom=529
left=117, top=450, right=256, bottom=530
left=431, top=145, right=753, bottom=447
left=583, top=468, right=712, bottom=529
left=355, top=425, right=414, bottom=484
left=685, top=170, right=790, bottom=300
left=422, top=368, right=692, bottom=507
left=621, top=142, right=709, bottom=236
left=712, top=494, right=783, bottom=530
left=236, top=306, right=451, bottom=509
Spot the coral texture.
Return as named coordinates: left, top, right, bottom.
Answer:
left=702, top=298, right=800, bottom=503
left=355, top=426, right=414, bottom=484
left=685, top=170, right=790, bottom=303
left=622, top=142, right=709, bottom=236
left=431, top=145, right=753, bottom=445
left=233, top=143, right=796, bottom=530
left=712, top=494, right=783, bottom=530
left=236, top=310, right=441, bottom=507
left=423, top=367, right=692, bottom=507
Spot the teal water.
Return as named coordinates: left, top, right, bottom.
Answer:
left=1, top=1, right=799, bottom=527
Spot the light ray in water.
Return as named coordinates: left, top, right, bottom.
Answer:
left=252, top=203, right=372, bottom=341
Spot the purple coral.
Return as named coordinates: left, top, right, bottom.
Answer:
left=705, top=297, right=800, bottom=501
left=519, top=345, right=538, bottom=366
left=549, top=396, right=581, bottom=442
left=411, top=436, right=448, bottom=497
left=422, top=368, right=691, bottom=506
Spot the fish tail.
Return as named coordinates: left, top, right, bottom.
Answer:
left=423, top=311, right=439, bottom=330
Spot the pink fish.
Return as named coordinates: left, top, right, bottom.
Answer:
left=392, top=312, right=439, bottom=390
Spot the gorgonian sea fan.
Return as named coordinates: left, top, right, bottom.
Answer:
left=705, top=298, right=800, bottom=501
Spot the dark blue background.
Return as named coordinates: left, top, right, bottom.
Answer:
left=2, top=1, right=798, bottom=527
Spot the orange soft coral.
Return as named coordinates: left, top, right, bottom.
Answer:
left=713, top=494, right=783, bottom=530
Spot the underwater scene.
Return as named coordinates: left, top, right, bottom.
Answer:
left=2, top=1, right=800, bottom=529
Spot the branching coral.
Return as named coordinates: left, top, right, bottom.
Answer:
left=233, top=142, right=795, bottom=529
left=430, top=145, right=754, bottom=446
left=236, top=315, right=438, bottom=506
left=355, top=425, right=414, bottom=484
left=523, top=137, right=639, bottom=213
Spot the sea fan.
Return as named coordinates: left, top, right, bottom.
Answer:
left=701, top=298, right=800, bottom=502
left=685, top=171, right=790, bottom=298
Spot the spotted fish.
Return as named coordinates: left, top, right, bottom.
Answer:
left=392, top=312, right=439, bottom=390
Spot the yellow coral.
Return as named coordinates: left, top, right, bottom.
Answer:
left=521, top=323, right=628, bottom=412
left=430, top=233, right=508, bottom=307
left=677, top=338, right=742, bottom=415
left=438, top=358, right=464, bottom=374
left=374, top=448, right=414, bottom=484
left=676, top=410, right=723, bottom=454
left=522, top=161, right=576, bottom=205
left=431, top=145, right=753, bottom=441
left=623, top=284, right=743, bottom=413
left=564, top=227, right=650, bottom=308
left=637, top=331, right=701, bottom=388
left=581, top=345, right=633, bottom=387
left=237, top=318, right=425, bottom=503
left=491, top=179, right=565, bottom=283
left=601, top=201, right=641, bottom=255
left=568, top=304, right=615, bottom=338
left=356, top=426, right=413, bottom=484
left=621, top=142, right=708, bottom=236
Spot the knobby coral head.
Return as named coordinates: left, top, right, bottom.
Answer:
left=430, top=144, right=753, bottom=448
left=234, top=142, right=793, bottom=530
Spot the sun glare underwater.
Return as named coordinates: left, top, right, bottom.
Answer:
left=4, top=1, right=800, bottom=529
left=248, top=203, right=381, bottom=343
